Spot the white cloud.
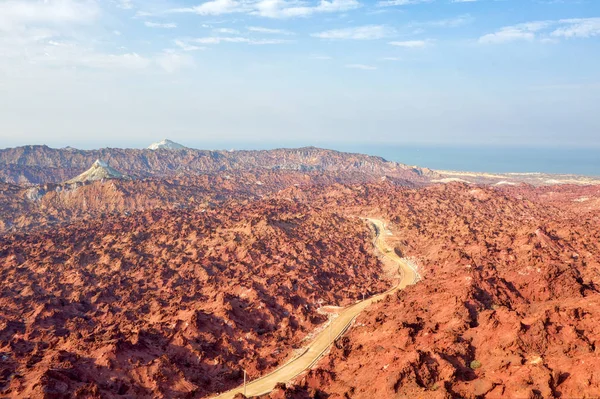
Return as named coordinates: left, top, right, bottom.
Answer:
left=246, top=38, right=291, bottom=44
left=24, top=44, right=194, bottom=73
left=194, top=36, right=245, bottom=44
left=377, top=0, right=432, bottom=7
left=194, top=36, right=248, bottom=44
left=144, top=21, right=177, bottom=29
left=116, top=0, right=133, bottom=10
left=248, top=26, right=294, bottom=35
left=253, top=0, right=360, bottom=18
left=0, top=0, right=100, bottom=64
left=518, top=21, right=554, bottom=32
left=479, top=19, right=600, bottom=44
left=410, top=14, right=473, bottom=28
left=39, top=43, right=151, bottom=70
left=478, top=21, right=551, bottom=44
left=312, top=25, right=395, bottom=40
left=171, top=0, right=246, bottom=16
left=0, top=1, right=212, bottom=80
left=24, top=43, right=193, bottom=73
left=81, top=52, right=151, bottom=69
left=345, top=63, right=377, bottom=70
left=171, top=0, right=360, bottom=19
left=479, top=27, right=536, bottom=44
left=0, top=0, right=100, bottom=32
left=0, top=0, right=129, bottom=73
left=192, top=36, right=290, bottom=44
left=174, top=40, right=206, bottom=51
left=388, top=40, right=429, bottom=47
left=16, top=42, right=197, bottom=73
left=551, top=18, right=600, bottom=38
left=213, top=27, right=240, bottom=34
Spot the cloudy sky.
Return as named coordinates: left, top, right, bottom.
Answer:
left=0, top=0, right=599, bottom=149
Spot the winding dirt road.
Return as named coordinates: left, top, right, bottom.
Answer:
left=212, top=218, right=418, bottom=399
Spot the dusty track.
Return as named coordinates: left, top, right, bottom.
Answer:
left=212, top=218, right=418, bottom=399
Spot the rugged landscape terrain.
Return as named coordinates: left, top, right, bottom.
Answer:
left=261, top=183, right=600, bottom=399
left=0, top=145, right=431, bottom=186
left=0, top=169, right=420, bottom=234
left=1, top=144, right=600, bottom=399
left=0, top=199, right=387, bottom=398
left=435, top=170, right=600, bottom=186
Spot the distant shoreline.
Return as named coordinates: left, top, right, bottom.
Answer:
left=1, top=143, right=599, bottom=180
left=434, top=170, right=600, bottom=186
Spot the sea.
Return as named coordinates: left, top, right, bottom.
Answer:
left=331, top=144, right=600, bottom=177
left=208, top=143, right=600, bottom=177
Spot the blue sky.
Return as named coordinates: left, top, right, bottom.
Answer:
left=0, top=0, right=599, bottom=149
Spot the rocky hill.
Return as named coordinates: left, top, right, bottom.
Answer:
left=500, top=184, right=600, bottom=215
left=0, top=170, right=420, bottom=234
left=3, top=182, right=600, bottom=398
left=65, top=160, right=125, bottom=184
left=0, top=145, right=433, bottom=186
left=0, top=199, right=387, bottom=398
left=2, top=142, right=600, bottom=399
left=148, top=139, right=187, bottom=150
left=262, top=183, right=600, bottom=399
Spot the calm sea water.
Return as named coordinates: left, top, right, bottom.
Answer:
left=321, top=145, right=600, bottom=177
left=208, top=143, right=599, bottom=177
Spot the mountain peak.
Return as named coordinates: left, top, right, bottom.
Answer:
left=93, top=159, right=109, bottom=168
left=148, top=139, right=187, bottom=150
left=65, top=159, right=124, bottom=184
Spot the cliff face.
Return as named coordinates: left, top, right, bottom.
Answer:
left=0, top=146, right=433, bottom=185
left=259, top=183, right=600, bottom=399
left=0, top=200, right=386, bottom=398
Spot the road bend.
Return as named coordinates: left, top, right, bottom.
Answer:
left=212, top=218, right=418, bottom=399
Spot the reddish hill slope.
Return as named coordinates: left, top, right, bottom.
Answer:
left=0, top=199, right=387, bottom=398
left=2, top=181, right=600, bottom=399
left=0, top=170, right=420, bottom=234
left=262, top=183, right=600, bottom=399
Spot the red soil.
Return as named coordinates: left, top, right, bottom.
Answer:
left=261, top=183, right=600, bottom=399
left=0, top=199, right=386, bottom=398
left=3, top=180, right=600, bottom=399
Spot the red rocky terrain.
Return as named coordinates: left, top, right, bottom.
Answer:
left=0, top=198, right=388, bottom=398
left=0, top=170, right=421, bottom=234
left=257, top=183, right=600, bottom=399
left=501, top=184, right=600, bottom=215
left=2, top=159, right=600, bottom=399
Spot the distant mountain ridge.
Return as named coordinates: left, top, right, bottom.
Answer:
left=0, top=145, right=434, bottom=185
left=147, top=139, right=187, bottom=150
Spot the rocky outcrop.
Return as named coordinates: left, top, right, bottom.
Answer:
left=65, top=159, right=124, bottom=184
left=0, top=145, right=435, bottom=185
left=0, top=200, right=387, bottom=398
left=270, top=183, right=600, bottom=399
left=0, top=170, right=422, bottom=234
left=501, top=184, right=600, bottom=215
left=2, top=179, right=600, bottom=398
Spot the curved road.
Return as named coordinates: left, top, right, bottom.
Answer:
left=212, top=218, right=418, bottom=399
